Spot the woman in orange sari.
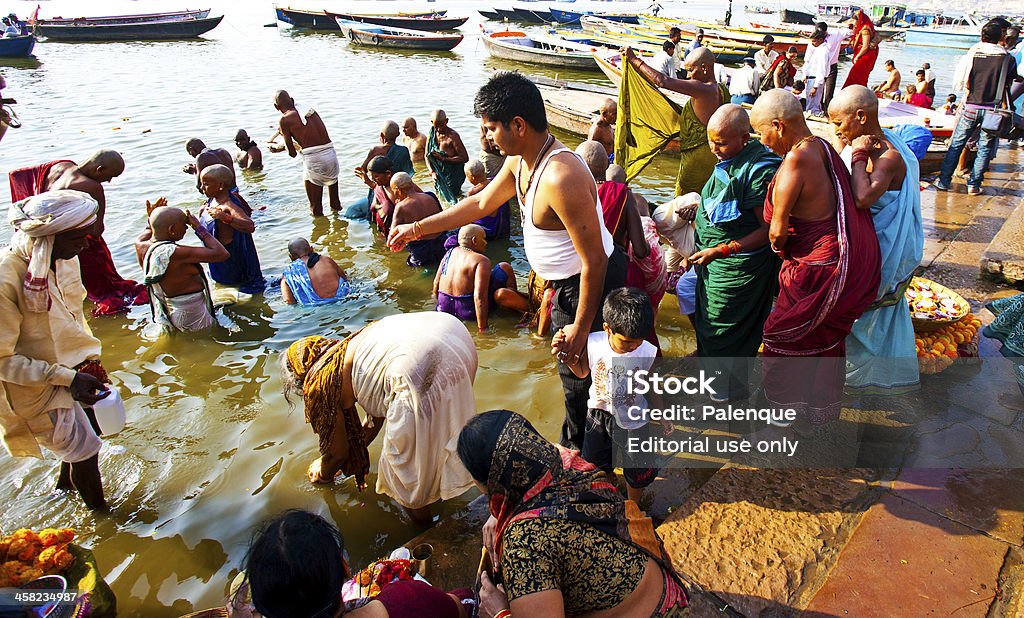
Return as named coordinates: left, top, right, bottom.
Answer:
left=843, top=10, right=879, bottom=88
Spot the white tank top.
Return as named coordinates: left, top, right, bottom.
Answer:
left=516, top=147, right=614, bottom=281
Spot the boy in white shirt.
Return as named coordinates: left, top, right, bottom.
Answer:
left=557, top=287, right=671, bottom=503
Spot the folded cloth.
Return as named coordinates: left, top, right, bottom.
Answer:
left=406, top=235, right=446, bottom=268
left=301, top=142, right=340, bottom=187
left=43, top=404, right=102, bottom=464
left=282, top=259, right=351, bottom=306
left=653, top=193, right=698, bottom=257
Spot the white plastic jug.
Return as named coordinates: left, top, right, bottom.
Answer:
left=91, top=387, right=126, bottom=436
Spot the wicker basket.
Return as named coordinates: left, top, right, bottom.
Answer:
left=906, top=277, right=970, bottom=332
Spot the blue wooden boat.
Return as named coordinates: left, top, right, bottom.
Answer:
left=327, top=11, right=466, bottom=31
left=494, top=8, right=518, bottom=21
left=550, top=9, right=640, bottom=25
left=511, top=7, right=553, bottom=23
left=36, top=15, right=223, bottom=41
left=36, top=9, right=210, bottom=26
left=478, top=9, right=503, bottom=21
left=276, top=7, right=447, bottom=31
left=0, top=34, right=35, bottom=57
left=335, top=19, right=463, bottom=50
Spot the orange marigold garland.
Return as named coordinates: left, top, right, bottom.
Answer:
left=0, top=528, right=76, bottom=587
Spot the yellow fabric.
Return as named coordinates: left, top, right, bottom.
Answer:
left=285, top=333, right=370, bottom=490
left=0, top=252, right=100, bottom=459
left=674, top=82, right=730, bottom=197
left=615, top=60, right=682, bottom=184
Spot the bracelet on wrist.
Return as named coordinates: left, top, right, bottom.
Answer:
left=495, top=610, right=512, bottom=618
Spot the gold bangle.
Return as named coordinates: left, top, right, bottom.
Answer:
left=413, top=221, right=423, bottom=240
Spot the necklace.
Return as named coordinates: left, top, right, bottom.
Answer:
left=519, top=133, right=555, bottom=200
left=792, top=135, right=817, bottom=152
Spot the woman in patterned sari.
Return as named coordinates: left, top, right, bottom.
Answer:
left=459, top=410, right=688, bottom=617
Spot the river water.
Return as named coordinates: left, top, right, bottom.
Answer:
left=0, top=1, right=960, bottom=614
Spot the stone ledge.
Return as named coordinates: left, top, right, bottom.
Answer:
left=980, top=195, right=1024, bottom=284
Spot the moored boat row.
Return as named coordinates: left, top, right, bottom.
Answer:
left=275, top=6, right=468, bottom=32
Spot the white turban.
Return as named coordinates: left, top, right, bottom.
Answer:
left=9, top=189, right=99, bottom=313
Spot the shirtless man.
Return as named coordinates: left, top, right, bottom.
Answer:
left=389, top=172, right=445, bottom=267
left=356, top=120, right=413, bottom=182
left=478, top=122, right=506, bottom=178
left=184, top=138, right=236, bottom=193
left=389, top=72, right=620, bottom=449
left=134, top=206, right=228, bottom=332
left=426, top=109, right=470, bottom=204
left=273, top=89, right=340, bottom=216
left=402, top=117, right=428, bottom=162
left=873, top=60, right=901, bottom=99
left=234, top=129, right=263, bottom=171
left=620, top=46, right=729, bottom=197
left=199, top=164, right=265, bottom=293
left=587, top=98, right=617, bottom=160
left=433, top=224, right=516, bottom=332
left=281, top=238, right=349, bottom=305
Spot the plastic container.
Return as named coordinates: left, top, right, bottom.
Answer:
left=91, top=387, right=126, bottom=436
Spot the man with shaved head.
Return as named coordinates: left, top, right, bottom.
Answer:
left=426, top=108, right=470, bottom=204
left=588, top=98, right=617, bottom=160
left=234, top=130, right=263, bottom=171
left=433, top=224, right=517, bottom=332
left=8, top=149, right=147, bottom=315
left=199, top=164, right=265, bottom=294
left=828, top=85, right=922, bottom=394
left=184, top=138, right=236, bottom=193
left=620, top=45, right=730, bottom=197
left=688, top=104, right=781, bottom=366
left=134, top=206, right=227, bottom=332
left=273, top=89, right=340, bottom=216
left=750, top=89, right=880, bottom=424
left=347, top=120, right=414, bottom=220
left=390, top=172, right=445, bottom=267
left=281, top=238, right=350, bottom=306
left=402, top=117, right=428, bottom=162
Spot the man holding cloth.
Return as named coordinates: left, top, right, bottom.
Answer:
left=0, top=191, right=113, bottom=509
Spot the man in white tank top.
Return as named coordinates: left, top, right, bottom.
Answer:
left=388, top=72, right=625, bottom=448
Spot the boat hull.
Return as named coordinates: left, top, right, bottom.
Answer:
left=478, top=9, right=502, bottom=20
left=327, top=12, right=465, bottom=32
left=511, top=8, right=553, bottom=24
left=275, top=7, right=340, bottom=30
left=0, top=34, right=35, bottom=57
left=341, top=25, right=462, bottom=50
left=483, top=32, right=599, bottom=70
left=904, top=28, right=977, bottom=49
left=37, top=15, right=223, bottom=40
left=36, top=9, right=210, bottom=26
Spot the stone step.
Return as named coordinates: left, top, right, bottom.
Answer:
left=980, top=193, right=1024, bottom=284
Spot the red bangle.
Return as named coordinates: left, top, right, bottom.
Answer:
left=729, top=240, right=741, bottom=255
left=495, top=611, right=512, bottom=618
left=717, top=243, right=731, bottom=257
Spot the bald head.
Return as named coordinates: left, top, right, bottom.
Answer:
left=465, top=159, right=486, bottom=182
left=287, top=237, right=312, bottom=260
left=431, top=109, right=448, bottom=126
left=200, top=163, right=233, bottom=187
left=382, top=120, right=400, bottom=143
left=684, top=47, right=715, bottom=72
left=149, top=206, right=186, bottom=241
left=827, top=85, right=878, bottom=117
left=576, top=140, right=609, bottom=181
left=81, top=149, right=125, bottom=182
left=750, top=88, right=805, bottom=127
left=708, top=104, right=751, bottom=138
left=458, top=224, right=486, bottom=250
left=390, top=171, right=417, bottom=194
left=273, top=89, right=294, bottom=110
left=600, top=98, right=617, bottom=121
left=606, top=164, right=626, bottom=184
left=185, top=138, right=206, bottom=157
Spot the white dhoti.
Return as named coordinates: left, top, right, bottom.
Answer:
left=41, top=404, right=102, bottom=463
left=154, top=289, right=216, bottom=332
left=349, top=312, right=478, bottom=510
left=301, top=142, right=340, bottom=187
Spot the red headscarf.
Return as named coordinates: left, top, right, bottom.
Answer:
left=850, top=10, right=875, bottom=54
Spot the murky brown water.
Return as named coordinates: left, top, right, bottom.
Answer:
left=0, top=0, right=961, bottom=612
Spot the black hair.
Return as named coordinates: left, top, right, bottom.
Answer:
left=981, top=21, right=1003, bottom=44
left=815, top=21, right=828, bottom=32
left=602, top=287, right=654, bottom=339
left=669, top=27, right=681, bottom=37
left=915, top=69, right=925, bottom=77
left=793, top=79, right=806, bottom=90
left=811, top=30, right=826, bottom=41
left=244, top=510, right=346, bottom=618
left=762, top=34, right=775, bottom=45
left=457, top=409, right=517, bottom=484
left=663, top=40, right=675, bottom=53
left=884, top=59, right=895, bottom=67
left=787, top=45, right=798, bottom=54
left=367, top=155, right=393, bottom=174
left=474, top=72, right=548, bottom=132
left=947, top=93, right=957, bottom=101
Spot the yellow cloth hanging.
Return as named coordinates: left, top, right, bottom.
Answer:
left=614, top=60, right=682, bottom=183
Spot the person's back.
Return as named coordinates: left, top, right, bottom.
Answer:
left=439, top=246, right=488, bottom=298
left=288, top=108, right=331, bottom=149
left=306, top=254, right=344, bottom=299
left=393, top=189, right=442, bottom=228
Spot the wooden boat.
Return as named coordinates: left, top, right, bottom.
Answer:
left=36, top=9, right=211, bottom=26
left=903, top=14, right=982, bottom=49
left=36, top=15, right=223, bottom=41
left=636, top=17, right=809, bottom=53
left=483, top=31, right=600, bottom=70
left=511, top=7, right=554, bottom=24
left=0, top=34, right=35, bottom=57
left=494, top=8, right=518, bottom=21
left=327, top=12, right=467, bottom=32
left=581, top=30, right=751, bottom=64
left=550, top=9, right=640, bottom=25
left=780, top=8, right=816, bottom=25
left=478, top=9, right=503, bottom=20
left=275, top=7, right=444, bottom=31
left=336, top=19, right=463, bottom=50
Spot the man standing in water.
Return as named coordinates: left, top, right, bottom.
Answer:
left=273, top=89, right=340, bottom=216
left=402, top=117, right=428, bottom=163
left=233, top=130, right=263, bottom=171
left=184, top=138, right=236, bottom=193
left=8, top=149, right=148, bottom=315
left=426, top=109, right=470, bottom=204
left=0, top=191, right=112, bottom=509
left=389, top=72, right=620, bottom=449
left=588, top=98, right=617, bottom=160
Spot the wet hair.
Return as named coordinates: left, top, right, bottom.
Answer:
left=367, top=155, right=393, bottom=174
left=981, top=21, right=1002, bottom=44
left=663, top=40, right=675, bottom=53
left=457, top=409, right=518, bottom=484
left=762, top=34, right=775, bottom=45
left=603, top=287, right=654, bottom=339
left=474, top=72, right=548, bottom=132
left=244, top=510, right=346, bottom=618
